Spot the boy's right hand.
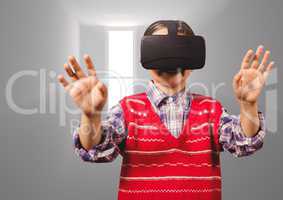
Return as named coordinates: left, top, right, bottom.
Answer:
left=57, top=55, right=108, bottom=118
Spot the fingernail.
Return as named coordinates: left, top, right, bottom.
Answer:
left=68, top=55, right=75, bottom=60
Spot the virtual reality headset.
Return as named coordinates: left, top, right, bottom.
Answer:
left=140, top=20, right=206, bottom=71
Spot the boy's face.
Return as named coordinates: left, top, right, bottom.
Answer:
left=148, top=27, right=192, bottom=89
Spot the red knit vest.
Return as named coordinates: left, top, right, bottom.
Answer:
left=118, top=92, right=223, bottom=200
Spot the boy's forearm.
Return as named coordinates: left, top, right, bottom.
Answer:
left=239, top=101, right=260, bottom=137
left=79, top=113, right=102, bottom=150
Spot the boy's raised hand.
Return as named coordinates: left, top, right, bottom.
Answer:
left=57, top=55, right=108, bottom=117
left=233, top=45, right=275, bottom=104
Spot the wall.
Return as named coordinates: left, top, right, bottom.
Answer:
left=0, top=0, right=282, bottom=200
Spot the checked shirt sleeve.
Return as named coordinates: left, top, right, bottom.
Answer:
left=219, top=108, right=266, bottom=157
left=72, top=103, right=126, bottom=163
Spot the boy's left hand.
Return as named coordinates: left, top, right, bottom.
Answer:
left=233, top=45, right=275, bottom=105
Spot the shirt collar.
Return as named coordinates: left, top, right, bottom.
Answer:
left=145, top=80, right=190, bottom=108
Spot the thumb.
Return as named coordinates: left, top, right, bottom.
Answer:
left=233, top=70, right=242, bottom=87
left=96, top=81, right=108, bottom=98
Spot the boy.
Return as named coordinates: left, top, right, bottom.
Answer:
left=57, top=20, right=274, bottom=200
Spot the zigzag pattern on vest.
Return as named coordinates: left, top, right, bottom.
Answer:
left=118, top=92, right=223, bottom=200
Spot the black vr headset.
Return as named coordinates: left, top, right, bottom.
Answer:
left=140, top=20, right=206, bottom=71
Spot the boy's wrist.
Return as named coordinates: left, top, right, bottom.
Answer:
left=238, top=99, right=258, bottom=110
left=82, top=110, right=102, bottom=121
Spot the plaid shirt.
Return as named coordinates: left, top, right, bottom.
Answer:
left=73, top=80, right=266, bottom=162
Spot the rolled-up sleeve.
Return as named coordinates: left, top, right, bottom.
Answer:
left=72, top=103, right=126, bottom=163
left=219, top=108, right=266, bottom=157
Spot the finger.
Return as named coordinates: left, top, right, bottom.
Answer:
left=96, top=81, right=104, bottom=91
left=258, top=50, right=270, bottom=72
left=89, top=81, right=105, bottom=105
left=100, top=83, right=108, bottom=98
left=233, top=71, right=242, bottom=88
left=241, top=49, right=254, bottom=69
left=234, top=71, right=242, bottom=83
left=64, top=63, right=78, bottom=81
left=68, top=56, right=86, bottom=78
left=96, top=81, right=107, bottom=96
left=57, top=74, right=69, bottom=88
left=263, top=61, right=275, bottom=80
left=84, top=54, right=97, bottom=76
left=251, top=45, right=264, bottom=69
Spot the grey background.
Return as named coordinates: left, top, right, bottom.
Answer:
left=0, top=0, right=282, bottom=200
